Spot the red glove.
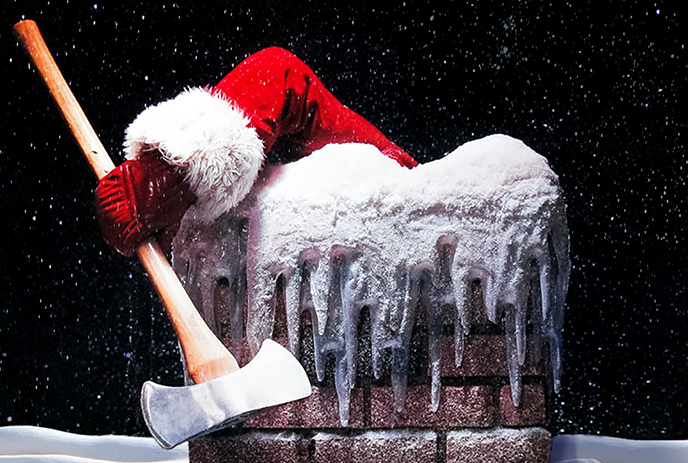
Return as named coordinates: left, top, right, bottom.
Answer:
left=97, top=47, right=417, bottom=257
left=94, top=154, right=196, bottom=257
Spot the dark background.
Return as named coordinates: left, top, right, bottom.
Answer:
left=1, top=0, right=686, bottom=439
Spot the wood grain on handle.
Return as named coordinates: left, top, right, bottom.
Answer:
left=13, top=20, right=114, bottom=179
left=13, top=19, right=239, bottom=382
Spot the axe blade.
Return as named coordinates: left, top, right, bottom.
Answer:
left=141, top=339, right=312, bottom=449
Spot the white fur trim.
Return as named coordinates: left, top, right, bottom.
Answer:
left=124, top=87, right=265, bottom=222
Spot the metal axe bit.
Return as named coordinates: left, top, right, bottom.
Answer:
left=142, top=339, right=311, bottom=449
left=13, top=19, right=311, bottom=448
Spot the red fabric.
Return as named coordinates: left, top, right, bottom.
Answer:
left=96, top=47, right=417, bottom=257
left=95, top=155, right=196, bottom=256
left=213, top=47, right=418, bottom=168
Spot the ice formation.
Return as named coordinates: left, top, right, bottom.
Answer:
left=173, top=134, right=570, bottom=425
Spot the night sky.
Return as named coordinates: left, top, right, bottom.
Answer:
left=1, top=0, right=686, bottom=439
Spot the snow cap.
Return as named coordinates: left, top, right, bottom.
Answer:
left=124, top=87, right=265, bottom=222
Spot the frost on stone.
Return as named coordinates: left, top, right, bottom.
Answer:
left=173, top=134, right=570, bottom=425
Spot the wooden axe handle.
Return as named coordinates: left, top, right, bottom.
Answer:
left=13, top=19, right=239, bottom=383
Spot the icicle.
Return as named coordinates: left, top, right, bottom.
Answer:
left=390, top=266, right=414, bottom=414
left=368, top=261, right=393, bottom=381
left=527, top=257, right=545, bottom=366
left=297, top=246, right=367, bottom=425
left=333, top=247, right=361, bottom=426
left=546, top=245, right=565, bottom=394
left=308, top=263, right=330, bottom=384
left=411, top=264, right=439, bottom=413
left=283, top=267, right=302, bottom=356
left=215, top=270, right=246, bottom=365
left=290, top=251, right=326, bottom=384
left=483, top=272, right=498, bottom=324
left=504, top=304, right=522, bottom=407
left=310, top=316, right=327, bottom=384
left=423, top=266, right=443, bottom=413
left=334, top=354, right=352, bottom=426
left=369, top=300, right=384, bottom=381
left=430, top=357, right=442, bottom=413
left=538, top=258, right=552, bottom=323
left=310, top=254, right=331, bottom=337
left=435, top=235, right=458, bottom=305
left=514, top=272, right=529, bottom=367
left=450, top=265, right=471, bottom=367
left=341, top=253, right=365, bottom=390
left=244, top=267, right=277, bottom=355
left=536, top=222, right=569, bottom=395
left=219, top=218, right=250, bottom=363
left=548, top=326, right=562, bottom=393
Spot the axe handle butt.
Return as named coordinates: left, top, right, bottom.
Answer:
left=13, top=19, right=115, bottom=180
left=14, top=19, right=240, bottom=383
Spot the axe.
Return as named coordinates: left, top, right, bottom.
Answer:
left=13, top=20, right=311, bottom=449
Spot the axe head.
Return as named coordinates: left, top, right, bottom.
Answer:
left=141, top=339, right=311, bottom=449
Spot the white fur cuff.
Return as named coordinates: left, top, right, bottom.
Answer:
left=124, top=87, right=265, bottom=221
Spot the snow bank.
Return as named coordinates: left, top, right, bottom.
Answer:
left=551, top=434, right=688, bottom=463
left=0, top=426, right=188, bottom=462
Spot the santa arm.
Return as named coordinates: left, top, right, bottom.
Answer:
left=95, top=47, right=416, bottom=256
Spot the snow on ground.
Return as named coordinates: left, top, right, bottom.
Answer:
left=0, top=426, right=188, bottom=463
